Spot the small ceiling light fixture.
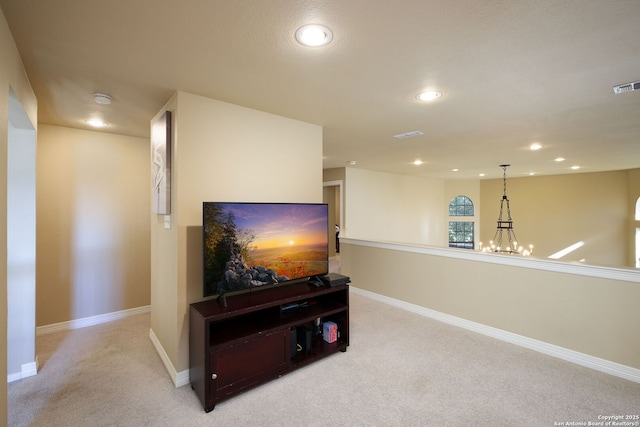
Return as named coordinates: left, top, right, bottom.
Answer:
left=529, top=142, right=542, bottom=151
left=479, top=173, right=486, bottom=177
left=451, top=168, right=459, bottom=172
left=571, top=165, right=580, bottom=170
left=85, top=119, right=108, bottom=127
left=413, top=160, right=423, bottom=165
left=295, top=24, right=333, bottom=47
left=416, top=91, right=442, bottom=101
left=348, top=160, right=357, bottom=165
left=554, top=157, right=565, bottom=162
left=93, top=93, right=112, bottom=105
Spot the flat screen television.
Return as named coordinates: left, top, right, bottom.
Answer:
left=203, top=202, right=329, bottom=298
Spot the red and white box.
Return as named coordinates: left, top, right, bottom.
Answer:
left=323, top=321, right=338, bottom=343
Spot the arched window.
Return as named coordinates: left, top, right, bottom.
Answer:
left=448, top=196, right=475, bottom=249
left=449, top=195, right=474, bottom=216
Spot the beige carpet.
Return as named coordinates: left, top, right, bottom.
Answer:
left=8, top=292, right=640, bottom=426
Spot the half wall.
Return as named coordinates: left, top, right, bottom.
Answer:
left=340, top=238, right=640, bottom=378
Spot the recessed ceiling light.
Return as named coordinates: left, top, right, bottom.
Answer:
left=529, top=172, right=536, bottom=176
left=479, top=173, right=486, bottom=177
left=571, top=165, right=580, bottom=170
left=451, top=168, right=459, bottom=172
left=413, top=160, right=423, bottom=165
left=85, top=119, right=108, bottom=127
left=347, top=160, right=356, bottom=165
left=529, top=142, right=542, bottom=151
left=554, top=157, right=565, bottom=162
left=416, top=91, right=442, bottom=101
left=295, top=24, right=333, bottom=47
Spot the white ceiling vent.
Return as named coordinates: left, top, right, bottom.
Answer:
left=613, top=81, right=640, bottom=94
left=393, top=130, right=424, bottom=139
left=93, top=93, right=112, bottom=104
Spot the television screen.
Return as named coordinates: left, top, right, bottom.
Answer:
left=203, top=202, right=329, bottom=297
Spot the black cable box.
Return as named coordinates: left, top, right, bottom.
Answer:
left=320, top=273, right=351, bottom=287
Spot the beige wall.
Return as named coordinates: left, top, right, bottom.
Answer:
left=36, top=125, right=150, bottom=326
left=341, top=241, right=640, bottom=370
left=149, top=95, right=179, bottom=383
left=343, top=168, right=446, bottom=246
left=480, top=170, right=635, bottom=267
left=332, top=168, right=637, bottom=268
left=323, top=167, right=345, bottom=183
left=150, top=91, right=323, bottom=376
left=1, top=6, right=38, bottom=425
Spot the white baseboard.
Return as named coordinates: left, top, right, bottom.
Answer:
left=7, top=372, right=21, bottom=383
left=7, top=359, right=38, bottom=383
left=148, top=328, right=190, bottom=388
left=36, top=305, right=151, bottom=335
left=350, top=286, right=640, bottom=384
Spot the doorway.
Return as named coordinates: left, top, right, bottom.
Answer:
left=323, top=180, right=343, bottom=272
left=7, top=88, right=37, bottom=381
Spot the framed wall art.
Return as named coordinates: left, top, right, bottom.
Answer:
left=151, top=110, right=172, bottom=214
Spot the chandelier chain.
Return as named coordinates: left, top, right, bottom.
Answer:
left=492, top=164, right=519, bottom=253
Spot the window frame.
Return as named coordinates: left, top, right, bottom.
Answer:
left=448, top=195, right=475, bottom=250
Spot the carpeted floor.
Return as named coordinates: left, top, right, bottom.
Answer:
left=8, top=291, right=640, bottom=426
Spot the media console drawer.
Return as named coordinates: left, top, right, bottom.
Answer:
left=189, top=282, right=349, bottom=412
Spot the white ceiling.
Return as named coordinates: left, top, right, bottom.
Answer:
left=2, top=0, right=639, bottom=179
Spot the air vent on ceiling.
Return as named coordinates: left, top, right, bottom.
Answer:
left=613, top=81, right=640, bottom=94
left=393, top=130, right=424, bottom=139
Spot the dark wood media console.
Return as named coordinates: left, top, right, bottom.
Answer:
left=189, top=282, right=349, bottom=412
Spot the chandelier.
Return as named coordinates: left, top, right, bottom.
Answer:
left=479, top=164, right=533, bottom=256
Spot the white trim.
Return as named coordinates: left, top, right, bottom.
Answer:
left=342, top=238, right=640, bottom=283
left=36, top=305, right=151, bottom=335
left=148, top=328, right=190, bottom=388
left=7, top=359, right=38, bottom=383
left=7, top=372, right=21, bottom=383
left=175, top=369, right=190, bottom=387
left=351, top=286, right=640, bottom=384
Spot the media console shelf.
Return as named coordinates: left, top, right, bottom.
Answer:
left=189, top=282, right=349, bottom=412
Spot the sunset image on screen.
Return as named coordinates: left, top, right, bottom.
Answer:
left=203, top=202, right=329, bottom=295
